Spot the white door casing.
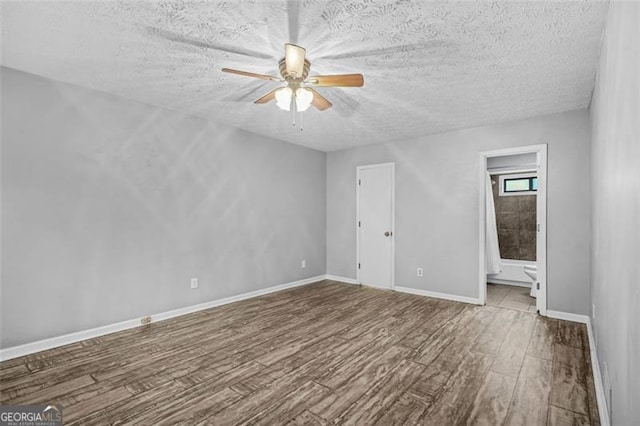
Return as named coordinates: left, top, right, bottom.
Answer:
left=478, top=144, right=547, bottom=315
left=357, top=163, right=395, bottom=289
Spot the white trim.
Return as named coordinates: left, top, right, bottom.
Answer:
left=325, top=275, right=359, bottom=285
left=0, top=275, right=325, bottom=361
left=478, top=144, right=548, bottom=315
left=356, top=162, right=395, bottom=290
left=395, top=286, right=481, bottom=305
left=488, top=167, right=537, bottom=175
left=586, top=317, right=610, bottom=426
left=546, top=310, right=589, bottom=324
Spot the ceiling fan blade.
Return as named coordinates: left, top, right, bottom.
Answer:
left=306, top=74, right=364, bottom=87
left=254, top=89, right=279, bottom=104
left=222, top=68, right=280, bottom=81
left=307, top=88, right=332, bottom=111
left=146, top=27, right=273, bottom=60
left=285, top=43, right=306, bottom=77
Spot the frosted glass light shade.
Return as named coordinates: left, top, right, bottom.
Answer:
left=296, top=88, right=313, bottom=111
left=275, top=87, right=313, bottom=112
left=284, top=44, right=306, bottom=77
left=275, top=87, right=292, bottom=111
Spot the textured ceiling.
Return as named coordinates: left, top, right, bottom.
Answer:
left=1, top=1, right=608, bottom=151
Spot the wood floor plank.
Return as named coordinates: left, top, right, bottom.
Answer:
left=154, top=387, right=243, bottom=426
left=310, top=344, right=412, bottom=421
left=248, top=380, right=329, bottom=426
left=336, top=359, right=425, bottom=425
left=504, top=355, right=553, bottom=425
left=551, top=344, right=590, bottom=416
left=412, top=305, right=481, bottom=366
left=0, top=282, right=599, bottom=425
left=73, top=379, right=188, bottom=425
left=64, top=386, right=133, bottom=424
left=419, top=305, right=497, bottom=386
left=582, top=343, right=601, bottom=425
left=474, top=308, right=519, bottom=356
left=287, top=409, right=328, bottom=425
left=527, top=316, right=559, bottom=360
left=556, top=320, right=587, bottom=349
left=465, top=371, right=518, bottom=425
left=375, top=391, right=429, bottom=425
left=421, top=351, right=494, bottom=425
left=548, top=405, right=591, bottom=426
left=490, top=311, right=536, bottom=377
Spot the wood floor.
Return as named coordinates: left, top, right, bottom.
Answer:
left=0, top=280, right=599, bottom=425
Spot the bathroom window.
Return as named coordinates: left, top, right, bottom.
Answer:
left=499, top=173, right=537, bottom=196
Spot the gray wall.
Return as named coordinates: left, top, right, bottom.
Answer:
left=327, top=109, right=591, bottom=314
left=1, top=67, right=326, bottom=348
left=590, top=2, right=640, bottom=424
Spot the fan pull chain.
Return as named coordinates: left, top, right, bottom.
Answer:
left=290, top=92, right=296, bottom=127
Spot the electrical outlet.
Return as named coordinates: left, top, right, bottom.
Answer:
left=417, top=268, right=423, bottom=277
left=141, top=316, right=151, bottom=325
left=190, top=277, right=198, bottom=289
left=301, top=259, right=306, bottom=269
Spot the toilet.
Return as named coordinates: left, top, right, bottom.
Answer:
left=524, top=265, right=537, bottom=298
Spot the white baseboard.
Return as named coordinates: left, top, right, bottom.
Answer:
left=324, top=274, right=359, bottom=285
left=395, top=286, right=481, bottom=305
left=0, top=275, right=325, bottom=362
left=546, top=310, right=590, bottom=324
left=586, top=317, right=610, bottom=426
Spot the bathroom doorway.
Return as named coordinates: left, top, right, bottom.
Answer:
left=478, top=145, right=547, bottom=315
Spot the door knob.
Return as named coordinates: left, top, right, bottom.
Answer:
left=384, top=231, right=392, bottom=237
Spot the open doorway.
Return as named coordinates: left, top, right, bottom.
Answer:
left=478, top=145, right=547, bottom=315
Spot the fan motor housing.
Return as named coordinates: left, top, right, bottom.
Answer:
left=279, top=58, right=311, bottom=81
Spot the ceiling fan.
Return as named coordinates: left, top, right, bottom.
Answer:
left=222, top=43, right=364, bottom=128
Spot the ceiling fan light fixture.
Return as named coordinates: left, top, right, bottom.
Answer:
left=274, top=87, right=313, bottom=112
left=284, top=43, right=306, bottom=77
left=295, top=88, right=313, bottom=112
left=275, top=87, right=293, bottom=111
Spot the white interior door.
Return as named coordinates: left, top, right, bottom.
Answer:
left=357, top=163, right=394, bottom=289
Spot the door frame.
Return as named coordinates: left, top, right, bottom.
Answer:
left=356, top=162, right=396, bottom=290
left=478, top=144, right=548, bottom=315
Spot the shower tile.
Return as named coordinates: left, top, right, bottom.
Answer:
left=519, top=196, right=536, bottom=211
left=519, top=247, right=536, bottom=261
left=498, top=212, right=519, bottom=230
left=498, top=229, right=519, bottom=248
left=498, top=196, right=519, bottom=212
left=520, top=211, right=537, bottom=231
left=519, top=230, right=536, bottom=249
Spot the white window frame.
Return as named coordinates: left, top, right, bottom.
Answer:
left=499, top=172, right=537, bottom=196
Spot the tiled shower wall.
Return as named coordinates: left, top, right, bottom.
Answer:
left=491, top=176, right=537, bottom=260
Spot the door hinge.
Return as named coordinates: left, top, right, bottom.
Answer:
left=537, top=224, right=540, bottom=232
left=358, top=263, right=360, bottom=269
left=536, top=282, right=540, bottom=290
left=358, top=221, right=361, bottom=227
left=358, top=179, right=361, bottom=186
